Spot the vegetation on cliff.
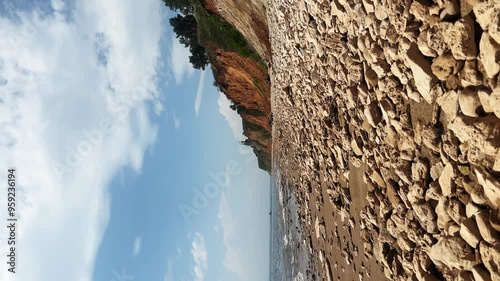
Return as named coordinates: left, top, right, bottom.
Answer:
left=161, top=0, right=272, bottom=172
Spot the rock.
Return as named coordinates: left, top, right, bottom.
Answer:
left=440, top=0, right=460, bottom=20
left=478, top=90, right=494, bottom=113
left=458, top=88, right=482, bottom=117
left=480, top=242, right=500, bottom=281
left=490, top=87, right=500, bottom=119
left=475, top=168, right=500, bottom=208
left=412, top=158, right=429, bottom=182
left=494, top=150, right=500, bottom=172
left=447, top=198, right=466, bottom=224
left=459, top=217, right=482, bottom=247
left=364, top=102, right=382, bottom=127
left=473, top=0, right=499, bottom=30
left=446, top=221, right=461, bottom=236
left=465, top=202, right=481, bottom=218
left=414, top=202, right=439, bottom=233
left=397, top=232, right=415, bottom=252
left=426, top=181, right=442, bottom=201
left=491, top=209, right=500, bottom=232
left=491, top=10, right=500, bottom=44
left=449, top=116, right=499, bottom=156
left=459, top=60, right=483, bottom=88
left=427, top=21, right=454, bottom=55
left=437, top=198, right=453, bottom=229
left=406, top=43, right=437, bottom=103
left=431, top=51, right=463, bottom=81
left=472, top=264, right=493, bottom=281
left=451, top=16, right=477, bottom=60
left=410, top=0, right=430, bottom=22
left=430, top=162, right=444, bottom=181
left=475, top=211, right=500, bottom=244
left=457, top=271, right=474, bottom=281
left=417, top=30, right=437, bottom=57
left=436, top=90, right=458, bottom=121
left=428, top=236, right=479, bottom=270
left=479, top=32, right=500, bottom=79
left=439, top=163, right=456, bottom=197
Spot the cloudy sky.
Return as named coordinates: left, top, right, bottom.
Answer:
left=0, top=0, right=270, bottom=280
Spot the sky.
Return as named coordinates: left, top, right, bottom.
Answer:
left=0, top=1, right=270, bottom=281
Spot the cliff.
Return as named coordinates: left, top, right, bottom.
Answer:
left=195, top=0, right=272, bottom=172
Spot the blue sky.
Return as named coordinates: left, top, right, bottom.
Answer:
left=0, top=1, right=270, bottom=281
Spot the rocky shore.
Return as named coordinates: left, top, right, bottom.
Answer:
left=267, top=0, right=500, bottom=280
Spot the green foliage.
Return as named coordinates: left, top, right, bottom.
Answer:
left=169, top=13, right=209, bottom=70
left=194, top=3, right=263, bottom=64
left=162, top=0, right=194, bottom=15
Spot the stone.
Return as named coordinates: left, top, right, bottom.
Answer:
left=475, top=168, right=500, bottom=208
left=458, top=89, right=482, bottom=117
left=406, top=43, right=437, bottom=103
left=491, top=209, right=500, bottom=232
left=490, top=87, right=500, bottom=119
left=491, top=10, right=500, bottom=44
left=473, top=0, right=499, bottom=30
left=430, top=162, right=444, bottom=181
left=479, top=33, right=500, bottom=79
left=440, top=0, right=460, bottom=20
left=426, top=181, right=442, bottom=201
left=417, top=30, right=437, bottom=57
left=459, top=60, right=483, bottom=88
left=412, top=158, right=429, bottom=182
left=364, top=102, right=382, bottom=127
left=478, top=90, right=494, bottom=113
left=427, top=21, right=453, bottom=55
left=472, top=265, right=493, bottom=281
left=480, top=242, right=500, bottom=281
left=494, top=150, right=500, bottom=172
left=465, top=202, right=481, bottom=218
left=439, top=163, right=456, bottom=197
left=428, top=236, right=479, bottom=270
left=447, top=198, right=466, bottom=224
left=460, top=217, right=482, bottom=247
left=436, top=90, right=458, bottom=121
left=431, top=51, right=463, bottom=81
left=436, top=198, right=453, bottom=229
left=449, top=116, right=499, bottom=156
left=450, top=16, right=477, bottom=60
left=414, top=203, right=438, bottom=233
left=457, top=271, right=474, bottom=281
left=475, top=211, right=500, bottom=244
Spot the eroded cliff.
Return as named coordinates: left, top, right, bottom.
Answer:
left=195, top=0, right=272, bottom=172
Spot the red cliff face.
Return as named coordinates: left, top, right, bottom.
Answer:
left=209, top=48, right=272, bottom=171
left=197, top=0, right=272, bottom=172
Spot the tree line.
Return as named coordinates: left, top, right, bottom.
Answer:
left=163, top=0, right=209, bottom=70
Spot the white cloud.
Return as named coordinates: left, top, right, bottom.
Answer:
left=164, top=259, right=173, bottom=281
left=0, top=0, right=164, bottom=280
left=194, top=70, right=206, bottom=117
left=217, top=93, right=245, bottom=141
left=133, top=236, right=142, bottom=256
left=191, top=233, right=208, bottom=281
left=173, top=110, right=181, bottom=131
left=170, top=36, right=194, bottom=84
left=217, top=175, right=270, bottom=281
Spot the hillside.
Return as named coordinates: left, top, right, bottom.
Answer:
left=195, top=0, right=272, bottom=172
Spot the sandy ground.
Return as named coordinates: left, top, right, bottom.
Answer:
left=267, top=0, right=500, bottom=280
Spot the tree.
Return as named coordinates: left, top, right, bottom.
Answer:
left=169, top=14, right=198, bottom=48
left=169, top=14, right=209, bottom=70
left=162, top=0, right=194, bottom=15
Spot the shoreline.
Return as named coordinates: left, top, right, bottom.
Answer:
left=267, top=0, right=500, bottom=280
